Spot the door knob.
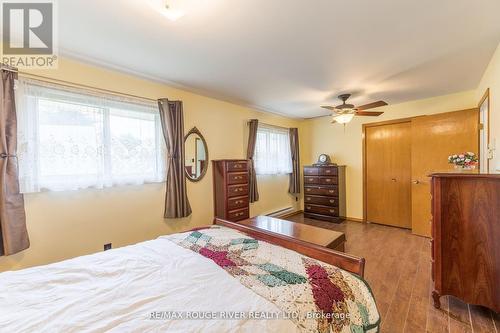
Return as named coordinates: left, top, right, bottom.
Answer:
left=391, top=178, right=396, bottom=182
left=412, top=180, right=420, bottom=184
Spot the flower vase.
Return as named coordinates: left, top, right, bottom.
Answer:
left=454, top=165, right=476, bottom=172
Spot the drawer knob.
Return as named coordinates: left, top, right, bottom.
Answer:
left=306, top=189, right=311, bottom=192
left=307, top=206, right=311, bottom=209
left=329, top=209, right=334, bottom=213
left=326, top=179, right=331, bottom=182
left=329, top=190, right=334, bottom=193
left=326, top=170, right=331, bottom=173
left=306, top=198, right=310, bottom=201
left=329, top=199, right=334, bottom=203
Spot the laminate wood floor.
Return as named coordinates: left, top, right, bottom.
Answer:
left=285, top=214, right=499, bottom=333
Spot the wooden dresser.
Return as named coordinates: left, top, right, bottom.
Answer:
left=430, top=173, right=499, bottom=312
left=212, top=159, right=250, bottom=222
left=304, top=165, right=346, bottom=223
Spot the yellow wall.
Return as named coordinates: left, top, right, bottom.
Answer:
left=301, top=90, right=477, bottom=220
left=476, top=42, right=500, bottom=173
left=0, top=58, right=305, bottom=272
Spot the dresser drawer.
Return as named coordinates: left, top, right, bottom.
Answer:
left=305, top=195, right=338, bottom=206
left=227, top=172, right=248, bottom=185
left=304, top=167, right=319, bottom=176
left=319, top=176, right=337, bottom=185
left=304, top=176, right=319, bottom=184
left=304, top=186, right=338, bottom=197
left=227, top=184, right=248, bottom=197
left=228, top=196, right=248, bottom=210
left=318, top=167, right=338, bottom=176
left=305, top=204, right=338, bottom=216
left=227, top=207, right=249, bottom=221
left=227, top=161, right=248, bottom=172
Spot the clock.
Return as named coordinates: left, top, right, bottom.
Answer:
left=314, top=154, right=334, bottom=166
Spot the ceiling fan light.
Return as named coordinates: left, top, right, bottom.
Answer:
left=334, top=113, right=355, bottom=124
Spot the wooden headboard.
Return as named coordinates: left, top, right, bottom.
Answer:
left=213, top=217, right=365, bottom=277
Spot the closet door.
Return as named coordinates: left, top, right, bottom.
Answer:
left=411, top=108, right=479, bottom=237
left=366, top=121, right=412, bottom=228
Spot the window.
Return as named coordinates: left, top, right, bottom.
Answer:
left=254, top=124, right=292, bottom=175
left=15, top=79, right=165, bottom=193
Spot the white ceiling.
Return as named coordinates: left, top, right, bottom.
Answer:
left=59, top=0, right=500, bottom=118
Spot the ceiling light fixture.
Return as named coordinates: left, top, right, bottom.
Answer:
left=161, top=1, right=185, bottom=21
left=149, top=0, right=186, bottom=21
left=333, top=113, right=355, bottom=124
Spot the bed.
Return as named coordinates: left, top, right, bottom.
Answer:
left=0, top=217, right=380, bottom=332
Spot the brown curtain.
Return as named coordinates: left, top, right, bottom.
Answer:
left=247, top=119, right=259, bottom=202
left=288, top=128, right=300, bottom=195
left=0, top=69, right=29, bottom=256
left=158, top=99, right=192, bottom=218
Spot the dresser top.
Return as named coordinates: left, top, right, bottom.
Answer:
left=430, top=173, right=500, bottom=179
left=305, top=165, right=346, bottom=167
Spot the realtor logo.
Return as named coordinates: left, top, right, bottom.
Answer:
left=1, top=0, right=58, bottom=68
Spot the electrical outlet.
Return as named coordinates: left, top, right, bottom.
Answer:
left=104, top=243, right=112, bottom=251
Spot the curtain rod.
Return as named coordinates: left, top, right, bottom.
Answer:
left=16, top=71, right=158, bottom=103
left=248, top=120, right=290, bottom=130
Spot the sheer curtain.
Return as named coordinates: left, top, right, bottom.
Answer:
left=254, top=124, right=292, bottom=175
left=15, top=79, right=165, bottom=193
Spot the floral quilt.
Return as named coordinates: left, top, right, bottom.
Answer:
left=167, top=226, right=380, bottom=333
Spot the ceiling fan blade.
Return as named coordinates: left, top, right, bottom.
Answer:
left=355, top=111, right=384, bottom=116
left=320, top=105, right=336, bottom=111
left=357, top=101, right=388, bottom=110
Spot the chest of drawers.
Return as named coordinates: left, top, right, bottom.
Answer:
left=303, top=165, right=346, bottom=223
left=430, top=173, right=499, bottom=312
left=212, top=160, right=250, bottom=222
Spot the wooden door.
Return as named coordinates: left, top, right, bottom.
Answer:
left=411, top=109, right=479, bottom=236
left=366, top=121, right=412, bottom=228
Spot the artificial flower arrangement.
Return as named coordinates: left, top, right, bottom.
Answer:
left=448, top=152, right=478, bottom=169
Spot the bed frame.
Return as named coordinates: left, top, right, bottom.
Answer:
left=214, top=217, right=365, bottom=277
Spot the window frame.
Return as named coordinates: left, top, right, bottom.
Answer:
left=253, top=123, right=292, bottom=176
left=15, top=78, right=166, bottom=193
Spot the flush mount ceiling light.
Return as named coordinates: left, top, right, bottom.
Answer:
left=149, top=0, right=193, bottom=21
left=161, top=1, right=185, bottom=21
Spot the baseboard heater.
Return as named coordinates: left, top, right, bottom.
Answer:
left=266, top=207, right=296, bottom=218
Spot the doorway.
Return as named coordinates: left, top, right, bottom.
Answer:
left=479, top=89, right=490, bottom=173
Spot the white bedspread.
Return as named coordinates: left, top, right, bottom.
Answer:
left=0, top=232, right=299, bottom=333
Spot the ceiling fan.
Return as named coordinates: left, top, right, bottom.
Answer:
left=321, top=94, right=388, bottom=124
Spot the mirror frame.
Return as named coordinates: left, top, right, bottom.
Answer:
left=184, top=126, right=209, bottom=182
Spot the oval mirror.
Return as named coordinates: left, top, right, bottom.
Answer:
left=184, top=127, right=209, bottom=182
